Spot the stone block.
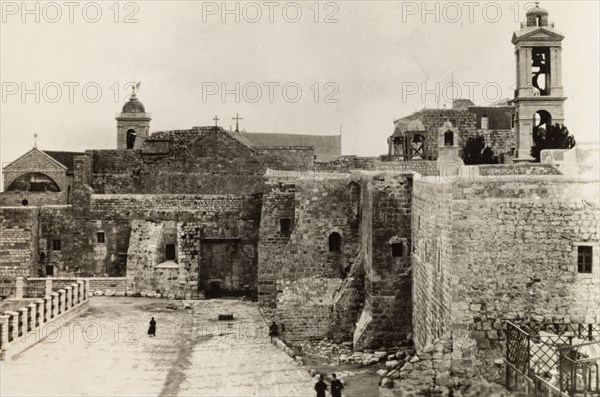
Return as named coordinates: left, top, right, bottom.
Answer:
left=385, top=360, right=399, bottom=369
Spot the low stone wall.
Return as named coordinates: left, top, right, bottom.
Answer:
left=0, top=279, right=90, bottom=360
left=23, top=277, right=127, bottom=298
left=478, top=163, right=561, bottom=177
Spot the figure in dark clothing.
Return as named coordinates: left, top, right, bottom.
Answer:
left=331, top=373, right=343, bottom=397
left=148, top=317, right=156, bottom=337
left=268, top=321, right=278, bottom=342
left=314, top=374, right=328, bottom=397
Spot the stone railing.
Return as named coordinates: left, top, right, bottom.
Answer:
left=0, top=279, right=89, bottom=360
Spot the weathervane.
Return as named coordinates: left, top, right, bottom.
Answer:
left=130, top=81, right=141, bottom=98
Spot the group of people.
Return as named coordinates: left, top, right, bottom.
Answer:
left=315, top=374, right=343, bottom=397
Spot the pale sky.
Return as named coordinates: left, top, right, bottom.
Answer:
left=1, top=1, right=599, bottom=186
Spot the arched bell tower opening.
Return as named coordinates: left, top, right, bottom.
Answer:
left=116, top=91, right=151, bottom=150
left=126, top=129, right=137, bottom=149
left=511, top=2, right=565, bottom=162
left=532, top=110, right=552, bottom=134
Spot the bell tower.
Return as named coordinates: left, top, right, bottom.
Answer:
left=116, top=92, right=151, bottom=150
left=512, top=2, right=565, bottom=162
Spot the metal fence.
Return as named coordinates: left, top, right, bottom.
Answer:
left=506, top=321, right=600, bottom=397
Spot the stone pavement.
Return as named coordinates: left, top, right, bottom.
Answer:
left=0, top=297, right=316, bottom=397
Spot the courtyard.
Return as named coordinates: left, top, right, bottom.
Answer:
left=0, top=297, right=315, bottom=397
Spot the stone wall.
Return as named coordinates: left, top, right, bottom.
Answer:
left=463, top=129, right=515, bottom=161
left=257, top=146, right=315, bottom=170
left=0, top=192, right=67, bottom=207
left=37, top=206, right=129, bottom=277
left=411, top=180, right=454, bottom=350
left=410, top=174, right=600, bottom=386
left=354, top=173, right=414, bottom=349
left=258, top=175, right=363, bottom=340
left=258, top=172, right=415, bottom=349
left=257, top=180, right=296, bottom=309
left=0, top=207, right=38, bottom=278
left=477, top=163, right=561, bottom=177
left=315, top=158, right=439, bottom=176
left=85, top=127, right=314, bottom=196
left=116, top=194, right=262, bottom=296
left=90, top=194, right=247, bottom=220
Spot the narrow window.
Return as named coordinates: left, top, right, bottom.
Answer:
left=165, top=244, right=176, bottom=261
left=329, top=232, right=341, bottom=252
left=391, top=243, right=404, bottom=257
left=280, top=218, right=291, bottom=236
left=52, top=239, right=61, bottom=251
left=444, top=131, right=454, bottom=146
left=45, top=265, right=54, bottom=277
left=481, top=115, right=489, bottom=130
left=578, top=246, right=593, bottom=273
left=97, top=232, right=105, bottom=243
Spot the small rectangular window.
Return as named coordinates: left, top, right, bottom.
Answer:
left=165, top=244, right=176, bottom=261
left=391, top=243, right=404, bottom=257
left=45, top=265, right=54, bottom=277
left=578, top=246, right=593, bottom=273
left=280, top=218, right=291, bottom=236
left=52, top=239, right=61, bottom=251
left=97, top=232, right=105, bottom=243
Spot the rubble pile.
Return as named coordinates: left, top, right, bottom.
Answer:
left=294, top=338, right=415, bottom=367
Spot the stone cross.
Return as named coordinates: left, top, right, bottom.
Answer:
left=232, top=113, right=243, bottom=132
left=213, top=115, right=220, bottom=128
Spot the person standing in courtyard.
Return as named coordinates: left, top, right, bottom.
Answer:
left=148, top=317, right=156, bottom=337
left=269, top=321, right=278, bottom=342
left=331, top=373, right=343, bottom=397
left=314, top=374, right=328, bottom=397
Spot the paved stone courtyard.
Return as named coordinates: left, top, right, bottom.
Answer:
left=0, top=297, right=315, bottom=397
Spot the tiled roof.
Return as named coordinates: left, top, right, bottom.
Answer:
left=43, top=151, right=83, bottom=174
left=242, top=132, right=341, bottom=160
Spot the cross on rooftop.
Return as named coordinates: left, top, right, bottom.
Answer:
left=213, top=115, right=220, bottom=128
left=232, top=113, right=243, bottom=133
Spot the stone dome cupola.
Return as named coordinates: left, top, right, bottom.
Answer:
left=122, top=93, right=146, bottom=113
left=526, top=2, right=549, bottom=27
